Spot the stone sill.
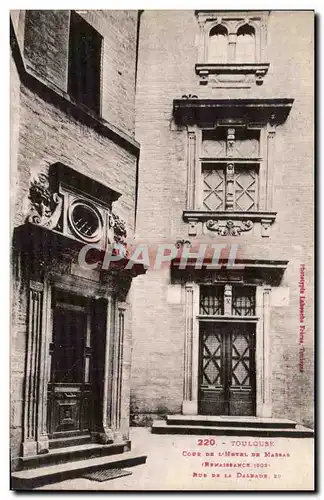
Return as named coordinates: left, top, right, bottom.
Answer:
left=183, top=210, right=277, bottom=223
left=197, top=315, right=259, bottom=323
left=200, top=158, right=262, bottom=164
left=183, top=211, right=277, bottom=237
left=196, top=62, right=270, bottom=75
left=195, top=62, right=270, bottom=87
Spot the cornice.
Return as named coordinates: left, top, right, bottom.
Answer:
left=173, top=97, right=294, bottom=127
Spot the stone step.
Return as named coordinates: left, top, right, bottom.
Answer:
left=17, top=441, right=128, bottom=470
left=11, top=450, right=147, bottom=490
left=49, top=434, right=92, bottom=449
left=152, top=420, right=314, bottom=438
left=166, top=415, right=297, bottom=429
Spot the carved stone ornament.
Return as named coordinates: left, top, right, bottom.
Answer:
left=181, top=94, right=198, bottom=99
left=46, top=256, right=72, bottom=277
left=109, top=212, right=127, bottom=244
left=27, top=174, right=63, bottom=230
left=206, top=219, right=254, bottom=236
left=175, top=239, right=191, bottom=248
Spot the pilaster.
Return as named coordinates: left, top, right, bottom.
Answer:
left=100, top=296, right=114, bottom=443
left=186, top=130, right=197, bottom=210
left=22, top=281, right=43, bottom=457
left=256, top=285, right=272, bottom=417
left=182, top=283, right=199, bottom=415
left=262, top=286, right=272, bottom=417
left=110, top=302, right=126, bottom=442
left=36, top=278, right=51, bottom=454
left=266, top=125, right=276, bottom=211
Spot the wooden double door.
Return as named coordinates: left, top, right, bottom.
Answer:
left=47, top=291, right=106, bottom=443
left=198, top=322, right=256, bottom=416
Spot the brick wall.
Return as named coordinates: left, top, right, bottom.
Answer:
left=14, top=86, right=137, bottom=231
left=23, top=10, right=138, bottom=136
left=132, top=10, right=314, bottom=426
left=24, top=11, right=70, bottom=90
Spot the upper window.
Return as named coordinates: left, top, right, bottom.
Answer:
left=208, top=25, right=228, bottom=63
left=236, top=24, right=256, bottom=63
left=195, top=11, right=269, bottom=87
left=68, top=11, right=102, bottom=114
left=207, top=23, right=256, bottom=64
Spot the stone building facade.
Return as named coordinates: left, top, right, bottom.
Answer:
left=131, top=10, right=314, bottom=428
left=10, top=10, right=144, bottom=473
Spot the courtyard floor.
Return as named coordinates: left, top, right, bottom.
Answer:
left=36, top=427, right=314, bottom=492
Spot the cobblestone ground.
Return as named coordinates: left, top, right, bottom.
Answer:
left=37, top=427, right=314, bottom=491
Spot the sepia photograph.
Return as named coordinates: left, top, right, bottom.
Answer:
left=9, top=8, right=314, bottom=491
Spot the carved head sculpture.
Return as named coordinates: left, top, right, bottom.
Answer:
left=29, top=174, right=52, bottom=219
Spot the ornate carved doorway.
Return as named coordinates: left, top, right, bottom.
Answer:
left=198, top=322, right=256, bottom=416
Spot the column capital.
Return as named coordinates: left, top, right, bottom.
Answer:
left=267, top=122, right=277, bottom=135
left=30, top=280, right=44, bottom=292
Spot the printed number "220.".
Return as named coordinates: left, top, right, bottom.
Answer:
left=197, top=439, right=216, bottom=446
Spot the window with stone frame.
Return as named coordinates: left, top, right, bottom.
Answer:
left=207, top=23, right=256, bottom=64
left=200, top=285, right=224, bottom=315
left=199, top=284, right=256, bottom=317
left=176, top=97, right=294, bottom=238
left=200, top=127, right=260, bottom=213
left=195, top=11, right=269, bottom=87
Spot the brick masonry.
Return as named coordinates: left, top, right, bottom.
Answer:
left=23, top=10, right=138, bottom=136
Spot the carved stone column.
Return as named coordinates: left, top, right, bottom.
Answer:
left=255, top=286, right=264, bottom=417
left=197, top=19, right=206, bottom=62
left=266, top=126, right=276, bottom=210
left=22, top=281, right=44, bottom=457
left=260, top=20, right=268, bottom=62
left=224, top=284, right=232, bottom=315
left=225, top=163, right=235, bottom=211
left=228, top=33, right=237, bottom=62
left=186, top=130, right=196, bottom=210
left=262, top=286, right=272, bottom=417
left=182, top=283, right=198, bottom=415
left=227, top=127, right=235, bottom=157
left=36, top=278, right=51, bottom=454
left=101, top=296, right=114, bottom=443
left=255, top=285, right=272, bottom=417
left=110, top=302, right=126, bottom=441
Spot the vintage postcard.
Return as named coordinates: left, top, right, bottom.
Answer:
left=10, top=9, right=314, bottom=491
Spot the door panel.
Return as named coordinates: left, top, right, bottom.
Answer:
left=199, top=323, right=256, bottom=416
left=229, top=330, right=255, bottom=416
left=199, top=329, right=226, bottom=415
left=52, top=308, right=85, bottom=384
left=47, top=298, right=92, bottom=440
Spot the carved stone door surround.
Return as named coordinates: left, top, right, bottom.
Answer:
left=20, top=252, right=131, bottom=457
